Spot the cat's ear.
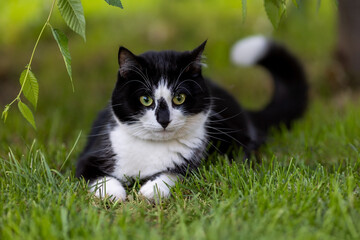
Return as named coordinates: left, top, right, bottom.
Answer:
left=191, top=40, right=207, bottom=61
left=187, top=40, right=207, bottom=73
left=118, top=47, right=139, bottom=77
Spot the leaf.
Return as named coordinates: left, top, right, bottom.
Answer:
left=105, top=0, right=123, bottom=8
left=292, top=0, right=298, bottom=8
left=19, top=68, right=39, bottom=109
left=18, top=101, right=36, bottom=130
left=51, top=27, right=74, bottom=91
left=241, top=0, right=247, bottom=22
left=1, top=104, right=10, bottom=122
left=317, top=0, right=321, bottom=12
left=264, top=0, right=287, bottom=28
left=57, top=0, right=86, bottom=41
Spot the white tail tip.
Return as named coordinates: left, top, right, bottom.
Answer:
left=230, top=35, right=269, bottom=66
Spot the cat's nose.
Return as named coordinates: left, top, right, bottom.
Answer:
left=156, top=107, right=171, bottom=129
left=158, top=118, right=170, bottom=129
left=155, top=98, right=171, bottom=129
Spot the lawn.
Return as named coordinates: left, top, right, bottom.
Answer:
left=1, top=0, right=359, bottom=239
left=1, top=98, right=359, bottom=239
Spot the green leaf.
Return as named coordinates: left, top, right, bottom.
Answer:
left=19, top=68, right=39, bottom=109
left=105, top=0, right=123, bottom=8
left=1, top=104, right=10, bottom=122
left=18, top=101, right=36, bottom=130
left=50, top=27, right=74, bottom=91
left=317, top=0, right=321, bottom=12
left=241, top=0, right=247, bottom=22
left=57, top=0, right=86, bottom=41
left=264, top=0, right=287, bottom=28
left=292, top=0, right=298, bottom=8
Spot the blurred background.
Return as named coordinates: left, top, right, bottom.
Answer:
left=0, top=0, right=353, bottom=160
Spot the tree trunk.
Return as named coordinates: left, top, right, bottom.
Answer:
left=334, top=0, right=360, bottom=89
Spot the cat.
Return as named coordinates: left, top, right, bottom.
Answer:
left=76, top=36, right=307, bottom=201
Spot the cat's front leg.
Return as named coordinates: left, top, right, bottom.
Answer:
left=90, top=176, right=126, bottom=201
left=139, top=173, right=178, bottom=201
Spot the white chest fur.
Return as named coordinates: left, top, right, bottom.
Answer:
left=109, top=121, right=206, bottom=181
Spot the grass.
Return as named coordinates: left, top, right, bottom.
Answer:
left=1, top=97, right=359, bottom=240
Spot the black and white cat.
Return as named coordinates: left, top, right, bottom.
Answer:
left=76, top=36, right=307, bottom=201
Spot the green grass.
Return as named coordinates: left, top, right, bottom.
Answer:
left=1, top=97, right=360, bottom=240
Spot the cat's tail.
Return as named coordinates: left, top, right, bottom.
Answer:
left=230, top=35, right=308, bottom=132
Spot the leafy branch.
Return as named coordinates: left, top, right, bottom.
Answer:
left=1, top=0, right=123, bottom=129
left=261, top=0, right=329, bottom=28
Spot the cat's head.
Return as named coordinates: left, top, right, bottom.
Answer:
left=111, top=42, right=211, bottom=141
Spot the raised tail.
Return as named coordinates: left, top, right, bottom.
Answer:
left=231, top=36, right=308, bottom=132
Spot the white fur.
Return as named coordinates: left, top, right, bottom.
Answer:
left=154, top=79, right=172, bottom=105
left=139, top=173, right=177, bottom=200
left=109, top=112, right=207, bottom=181
left=230, top=35, right=269, bottom=66
left=89, top=176, right=126, bottom=201
left=108, top=80, right=208, bottom=182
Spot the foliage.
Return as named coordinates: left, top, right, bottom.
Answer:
left=51, top=27, right=73, bottom=90
left=105, top=0, right=123, bottom=9
left=1, top=0, right=123, bottom=129
left=57, top=0, right=86, bottom=41
left=17, top=100, right=37, bottom=129
left=264, top=0, right=287, bottom=28
left=19, top=68, right=39, bottom=110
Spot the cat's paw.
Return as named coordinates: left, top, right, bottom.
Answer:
left=90, top=176, right=126, bottom=201
left=139, top=174, right=177, bottom=201
left=139, top=181, right=171, bottom=200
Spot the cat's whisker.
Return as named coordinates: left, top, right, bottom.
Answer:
left=204, top=97, right=224, bottom=101
left=84, top=119, right=120, bottom=130
left=133, top=87, right=152, bottom=95
left=179, top=87, right=192, bottom=96
left=207, top=111, right=245, bottom=123
left=86, top=132, right=110, bottom=137
left=87, top=123, right=110, bottom=130
left=128, top=66, right=152, bottom=90
left=111, top=103, right=123, bottom=107
left=207, top=128, right=244, bottom=135
left=208, top=108, right=229, bottom=117
left=206, top=126, right=244, bottom=136
left=85, top=146, right=113, bottom=155
left=131, top=65, right=151, bottom=83
left=120, top=79, right=152, bottom=92
left=206, top=125, right=248, bottom=149
left=205, top=138, right=228, bottom=153
left=173, top=60, right=197, bottom=90
left=205, top=134, right=231, bottom=144
left=205, top=123, right=245, bottom=132
left=89, top=119, right=139, bottom=131
left=145, top=69, right=151, bottom=85
left=177, top=79, right=204, bottom=92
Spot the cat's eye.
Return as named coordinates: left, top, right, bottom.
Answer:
left=173, top=93, right=186, bottom=105
left=139, top=96, right=153, bottom=107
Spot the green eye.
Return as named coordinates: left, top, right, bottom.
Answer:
left=139, top=96, right=153, bottom=106
left=173, top=93, right=186, bottom=105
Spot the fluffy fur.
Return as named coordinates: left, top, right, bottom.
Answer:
left=76, top=37, right=307, bottom=201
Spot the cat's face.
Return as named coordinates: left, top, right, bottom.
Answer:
left=111, top=42, right=211, bottom=141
